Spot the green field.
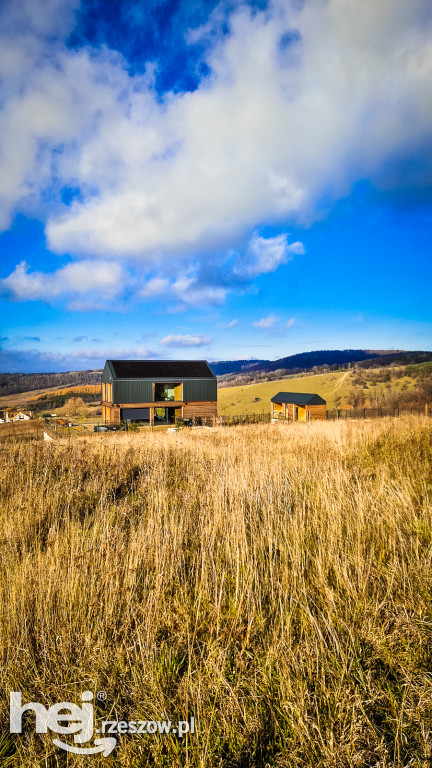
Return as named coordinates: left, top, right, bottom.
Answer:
left=217, top=370, right=355, bottom=416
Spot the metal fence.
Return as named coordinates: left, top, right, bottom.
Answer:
left=326, top=405, right=431, bottom=420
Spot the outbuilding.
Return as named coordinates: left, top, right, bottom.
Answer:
left=271, top=392, right=326, bottom=421
left=101, top=359, right=217, bottom=426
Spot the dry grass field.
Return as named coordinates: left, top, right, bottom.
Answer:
left=0, top=417, right=431, bottom=766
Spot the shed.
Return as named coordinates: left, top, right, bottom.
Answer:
left=271, top=392, right=326, bottom=421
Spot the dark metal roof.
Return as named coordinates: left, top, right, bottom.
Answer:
left=108, top=360, right=215, bottom=379
left=271, top=391, right=326, bottom=405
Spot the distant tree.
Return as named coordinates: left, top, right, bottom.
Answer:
left=347, top=387, right=365, bottom=408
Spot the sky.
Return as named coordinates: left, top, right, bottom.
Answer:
left=0, top=0, right=431, bottom=373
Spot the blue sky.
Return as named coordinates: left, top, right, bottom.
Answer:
left=0, top=0, right=431, bottom=373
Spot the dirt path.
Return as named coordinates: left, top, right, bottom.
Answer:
left=328, top=370, right=351, bottom=396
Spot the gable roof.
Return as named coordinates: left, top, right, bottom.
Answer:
left=271, top=391, right=326, bottom=405
left=107, top=360, right=215, bottom=379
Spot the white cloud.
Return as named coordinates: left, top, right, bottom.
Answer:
left=159, top=334, right=212, bottom=347
left=68, top=346, right=158, bottom=360
left=171, top=276, right=226, bottom=307
left=139, top=277, right=170, bottom=297
left=219, top=319, right=238, bottom=330
left=0, top=0, right=431, bottom=297
left=239, top=233, right=304, bottom=277
left=138, top=274, right=226, bottom=307
left=43, top=0, right=432, bottom=259
left=253, top=314, right=278, bottom=329
left=286, top=317, right=296, bottom=329
left=0, top=260, right=123, bottom=303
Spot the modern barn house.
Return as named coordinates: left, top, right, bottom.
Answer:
left=101, top=360, right=217, bottom=425
left=271, top=392, right=327, bottom=421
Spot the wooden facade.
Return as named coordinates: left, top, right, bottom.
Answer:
left=101, top=360, right=217, bottom=425
left=271, top=392, right=327, bottom=421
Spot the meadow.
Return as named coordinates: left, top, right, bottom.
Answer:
left=217, top=369, right=420, bottom=417
left=0, top=417, right=431, bottom=766
left=217, top=370, right=354, bottom=416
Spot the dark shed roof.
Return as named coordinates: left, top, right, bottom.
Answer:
left=271, top=391, right=326, bottom=405
left=108, top=360, right=215, bottom=379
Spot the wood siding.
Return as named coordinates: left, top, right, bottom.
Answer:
left=183, top=401, right=217, bottom=419
left=306, top=404, right=327, bottom=420
left=105, top=405, right=120, bottom=423
left=115, top=401, right=185, bottom=408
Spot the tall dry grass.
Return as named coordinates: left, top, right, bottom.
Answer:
left=0, top=417, right=431, bottom=767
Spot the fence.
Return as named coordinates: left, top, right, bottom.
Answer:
left=35, top=404, right=432, bottom=438
left=326, top=405, right=431, bottom=420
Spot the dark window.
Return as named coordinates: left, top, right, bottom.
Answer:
left=120, top=408, right=150, bottom=422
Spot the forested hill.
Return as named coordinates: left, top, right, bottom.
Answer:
left=0, top=370, right=103, bottom=397
left=210, top=349, right=431, bottom=376
left=210, top=349, right=385, bottom=376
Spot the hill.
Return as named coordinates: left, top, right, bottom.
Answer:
left=218, top=361, right=432, bottom=417
left=0, top=369, right=102, bottom=397
left=212, top=349, right=432, bottom=380
left=218, top=370, right=354, bottom=415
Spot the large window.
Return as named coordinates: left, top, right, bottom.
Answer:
left=154, top=383, right=182, bottom=401
left=154, top=407, right=177, bottom=425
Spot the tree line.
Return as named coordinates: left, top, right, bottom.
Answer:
left=0, top=370, right=102, bottom=397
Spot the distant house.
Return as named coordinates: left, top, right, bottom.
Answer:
left=4, top=410, right=33, bottom=422
left=271, top=392, right=326, bottom=421
left=101, top=360, right=217, bottom=425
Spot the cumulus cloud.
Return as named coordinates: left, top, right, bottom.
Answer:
left=138, top=274, right=226, bottom=307
left=1, top=0, right=431, bottom=301
left=238, top=233, right=304, bottom=277
left=285, top=317, right=295, bottom=329
left=43, top=0, right=432, bottom=259
left=253, top=314, right=278, bottom=329
left=0, top=260, right=124, bottom=304
left=159, top=334, right=212, bottom=347
left=172, top=276, right=226, bottom=307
